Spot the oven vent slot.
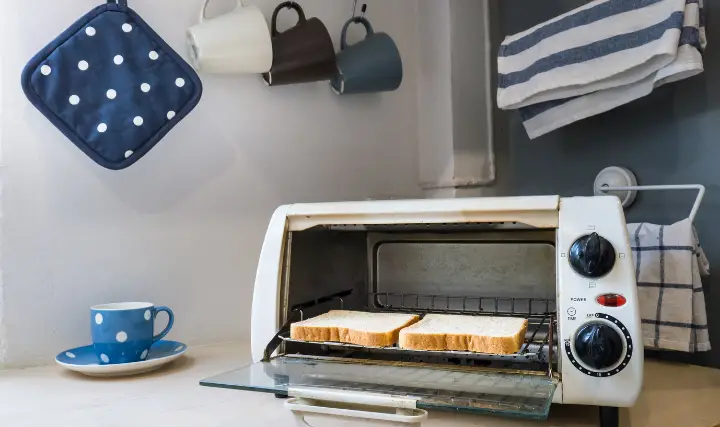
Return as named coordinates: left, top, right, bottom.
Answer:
left=328, top=222, right=532, bottom=231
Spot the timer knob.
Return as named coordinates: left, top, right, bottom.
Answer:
left=569, top=233, right=616, bottom=278
left=574, top=322, right=625, bottom=371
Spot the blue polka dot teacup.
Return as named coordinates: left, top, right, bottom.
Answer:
left=91, top=302, right=174, bottom=365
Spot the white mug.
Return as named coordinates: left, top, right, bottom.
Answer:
left=187, top=0, right=273, bottom=74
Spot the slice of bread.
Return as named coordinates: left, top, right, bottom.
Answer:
left=399, top=314, right=528, bottom=354
left=290, top=310, right=420, bottom=347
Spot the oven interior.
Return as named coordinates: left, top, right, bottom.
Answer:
left=202, top=223, right=561, bottom=420
left=275, top=223, right=559, bottom=374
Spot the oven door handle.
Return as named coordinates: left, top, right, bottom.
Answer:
left=289, top=387, right=418, bottom=408
left=286, top=390, right=428, bottom=426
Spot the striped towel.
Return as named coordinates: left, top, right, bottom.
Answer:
left=497, top=0, right=706, bottom=139
left=628, top=220, right=711, bottom=352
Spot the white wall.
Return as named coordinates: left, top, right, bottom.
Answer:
left=0, top=0, right=421, bottom=367
left=416, top=0, right=496, bottom=198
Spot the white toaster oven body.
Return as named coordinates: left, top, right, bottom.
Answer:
left=200, top=196, right=641, bottom=424
left=249, top=196, right=643, bottom=409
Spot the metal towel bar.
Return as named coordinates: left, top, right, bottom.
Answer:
left=594, top=167, right=705, bottom=223
left=599, top=184, right=705, bottom=223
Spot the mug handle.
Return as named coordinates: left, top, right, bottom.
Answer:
left=271, top=1, right=307, bottom=37
left=199, top=0, right=245, bottom=23
left=152, top=306, right=175, bottom=343
left=341, top=17, right=375, bottom=51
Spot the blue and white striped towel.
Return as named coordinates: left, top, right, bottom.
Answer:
left=497, top=0, right=706, bottom=139
left=629, top=220, right=711, bottom=352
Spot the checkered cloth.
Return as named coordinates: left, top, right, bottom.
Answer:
left=628, top=219, right=711, bottom=352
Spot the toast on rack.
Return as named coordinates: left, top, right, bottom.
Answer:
left=398, top=314, right=528, bottom=354
left=290, top=310, right=420, bottom=347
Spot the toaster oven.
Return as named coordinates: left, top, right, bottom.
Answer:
left=202, top=196, right=642, bottom=427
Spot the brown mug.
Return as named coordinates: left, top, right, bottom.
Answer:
left=262, top=2, right=336, bottom=86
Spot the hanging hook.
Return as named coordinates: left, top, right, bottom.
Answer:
left=361, top=3, right=367, bottom=18
left=351, top=0, right=358, bottom=18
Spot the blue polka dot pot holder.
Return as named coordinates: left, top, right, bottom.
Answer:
left=21, top=0, right=203, bottom=170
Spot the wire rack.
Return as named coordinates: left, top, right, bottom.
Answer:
left=280, top=291, right=557, bottom=366
left=368, top=292, right=555, bottom=317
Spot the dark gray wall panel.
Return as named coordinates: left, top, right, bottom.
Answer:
left=495, top=0, right=719, bottom=367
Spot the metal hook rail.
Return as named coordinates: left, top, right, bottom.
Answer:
left=594, top=167, right=706, bottom=223
left=351, top=0, right=367, bottom=19
left=599, top=184, right=706, bottom=223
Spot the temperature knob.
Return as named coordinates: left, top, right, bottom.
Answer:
left=569, top=233, right=616, bottom=278
left=565, top=314, right=633, bottom=377
left=574, top=322, right=624, bottom=371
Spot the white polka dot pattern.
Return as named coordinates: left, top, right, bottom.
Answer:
left=65, top=352, right=76, bottom=358
left=100, top=354, right=109, bottom=363
left=116, top=331, right=128, bottom=343
left=95, top=313, right=103, bottom=325
left=144, top=310, right=151, bottom=320
left=32, top=21, right=197, bottom=169
left=140, top=349, right=149, bottom=360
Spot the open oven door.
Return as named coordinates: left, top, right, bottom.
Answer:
left=201, top=356, right=557, bottom=424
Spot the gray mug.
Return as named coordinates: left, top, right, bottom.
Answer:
left=330, top=17, right=403, bottom=95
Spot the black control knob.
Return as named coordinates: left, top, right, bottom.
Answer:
left=569, top=233, right=616, bottom=278
left=574, top=322, right=624, bottom=371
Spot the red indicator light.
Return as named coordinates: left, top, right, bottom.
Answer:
left=597, top=294, right=627, bottom=307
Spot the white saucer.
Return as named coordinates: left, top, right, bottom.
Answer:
left=55, top=340, right=187, bottom=377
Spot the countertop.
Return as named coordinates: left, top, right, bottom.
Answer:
left=1, top=343, right=719, bottom=427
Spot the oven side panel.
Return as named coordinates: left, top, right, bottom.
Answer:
left=252, top=206, right=291, bottom=363
left=286, top=229, right=369, bottom=319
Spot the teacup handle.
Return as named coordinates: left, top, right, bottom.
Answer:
left=199, top=0, right=245, bottom=23
left=271, top=1, right=307, bottom=37
left=152, top=306, right=175, bottom=343
left=341, top=17, right=375, bottom=51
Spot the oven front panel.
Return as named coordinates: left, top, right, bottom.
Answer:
left=557, top=197, right=643, bottom=407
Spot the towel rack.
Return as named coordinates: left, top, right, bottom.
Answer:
left=594, top=167, right=705, bottom=222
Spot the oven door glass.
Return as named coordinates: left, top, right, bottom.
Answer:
left=201, top=356, right=557, bottom=420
